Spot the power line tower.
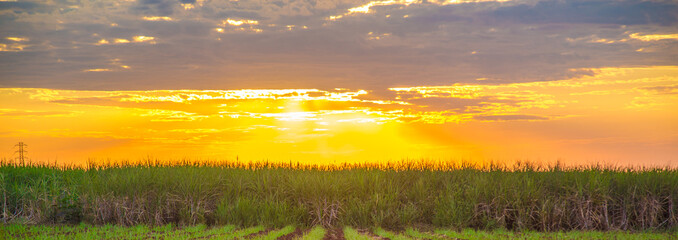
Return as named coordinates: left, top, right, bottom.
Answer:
left=14, top=142, right=27, bottom=166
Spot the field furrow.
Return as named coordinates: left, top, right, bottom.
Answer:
left=323, top=228, right=346, bottom=240
left=343, top=227, right=373, bottom=240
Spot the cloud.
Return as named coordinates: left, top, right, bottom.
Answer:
left=133, top=0, right=177, bottom=16
left=0, top=109, right=74, bottom=117
left=0, top=42, right=28, bottom=52
left=488, top=0, right=678, bottom=25
left=140, top=109, right=207, bottom=122
left=20, top=66, right=671, bottom=126
left=474, top=114, right=549, bottom=121
left=0, top=1, right=50, bottom=12
left=640, top=84, right=678, bottom=95
left=4, top=66, right=676, bottom=125
left=143, top=16, right=174, bottom=21
left=0, top=0, right=677, bottom=91
left=83, top=68, right=112, bottom=72
left=6, top=37, right=28, bottom=42
left=330, top=0, right=509, bottom=20
left=224, top=19, right=259, bottom=26
left=407, top=96, right=517, bottom=112
left=629, top=33, right=678, bottom=41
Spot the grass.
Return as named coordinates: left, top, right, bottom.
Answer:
left=254, top=225, right=295, bottom=240
left=1, top=159, right=678, bottom=232
left=342, top=226, right=372, bottom=240
left=405, top=227, right=446, bottom=240
left=297, top=226, right=326, bottom=240
left=2, top=224, right=675, bottom=239
left=373, top=227, right=412, bottom=240
left=1, top=223, right=235, bottom=240
left=223, top=226, right=267, bottom=239
left=435, top=228, right=678, bottom=240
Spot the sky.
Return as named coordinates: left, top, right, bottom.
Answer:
left=1, top=0, right=677, bottom=166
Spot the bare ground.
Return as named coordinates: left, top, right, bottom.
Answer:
left=322, top=228, right=345, bottom=240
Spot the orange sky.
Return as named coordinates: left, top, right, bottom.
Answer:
left=2, top=0, right=678, bottom=166
left=2, top=66, right=677, bottom=166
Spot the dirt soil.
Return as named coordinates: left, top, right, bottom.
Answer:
left=277, top=228, right=307, bottom=240
left=322, top=228, right=345, bottom=240
left=245, top=228, right=272, bottom=239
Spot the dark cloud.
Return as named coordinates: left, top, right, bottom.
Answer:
left=214, top=9, right=264, bottom=20
left=0, top=2, right=48, bottom=12
left=489, top=0, right=678, bottom=25
left=133, top=0, right=177, bottom=16
left=0, top=1, right=37, bottom=9
left=0, top=0, right=677, bottom=91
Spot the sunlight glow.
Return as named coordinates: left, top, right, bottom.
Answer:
left=629, top=33, right=678, bottom=41
left=6, top=37, right=28, bottom=42
left=1, top=67, right=676, bottom=165
left=143, top=16, right=173, bottom=21
left=332, top=0, right=511, bottom=20
left=132, top=36, right=155, bottom=43
left=83, top=68, right=112, bottom=72
left=0, top=43, right=27, bottom=52
left=224, top=19, right=259, bottom=26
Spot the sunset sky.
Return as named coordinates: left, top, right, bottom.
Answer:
left=1, top=0, right=677, bottom=166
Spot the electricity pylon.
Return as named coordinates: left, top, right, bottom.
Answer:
left=14, top=142, right=27, bottom=166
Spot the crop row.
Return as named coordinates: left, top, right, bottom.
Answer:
left=1, top=161, right=677, bottom=231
